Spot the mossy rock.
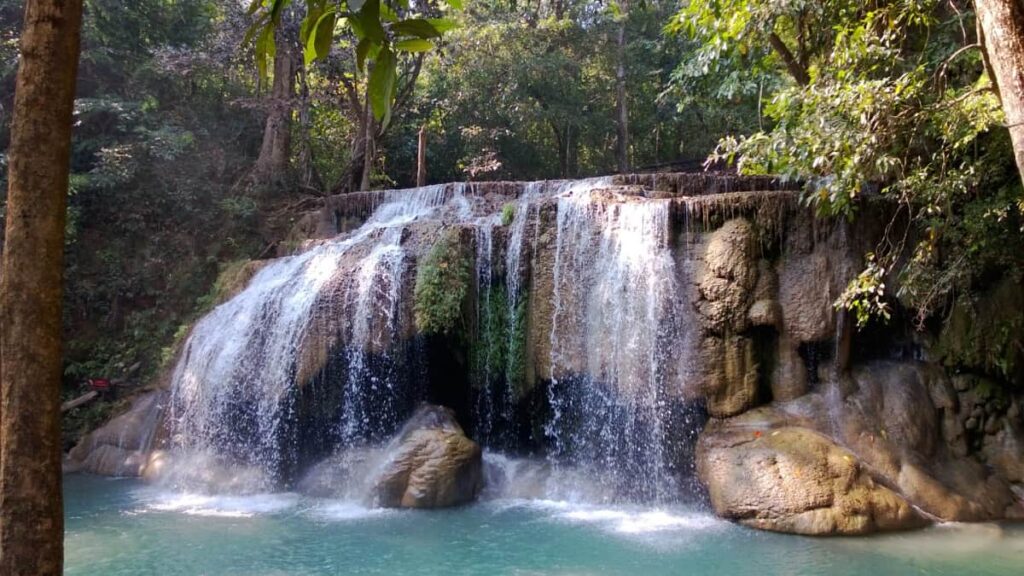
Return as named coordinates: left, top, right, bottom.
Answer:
left=414, top=228, right=472, bottom=336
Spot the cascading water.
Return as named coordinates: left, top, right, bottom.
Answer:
left=545, top=186, right=688, bottom=503
left=167, top=185, right=452, bottom=481
left=164, top=175, right=703, bottom=502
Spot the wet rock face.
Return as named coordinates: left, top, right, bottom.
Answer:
left=373, top=404, right=483, bottom=508
left=693, top=218, right=762, bottom=417
left=697, top=361, right=1024, bottom=535
left=66, top=390, right=168, bottom=477
left=698, top=422, right=927, bottom=535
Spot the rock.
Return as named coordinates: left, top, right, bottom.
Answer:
left=373, top=404, right=483, bottom=508
left=985, top=416, right=1000, bottom=435
left=966, top=417, right=979, bottom=430
left=66, top=390, right=168, bottom=477
left=697, top=421, right=927, bottom=535
left=747, top=299, right=781, bottom=328
left=771, top=333, right=808, bottom=402
left=696, top=218, right=758, bottom=334
left=777, top=250, right=836, bottom=343
left=699, top=335, right=759, bottom=418
left=696, top=361, right=1024, bottom=534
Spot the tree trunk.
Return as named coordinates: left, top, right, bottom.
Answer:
left=254, top=26, right=297, bottom=185
left=614, top=8, right=630, bottom=174
left=295, top=60, right=323, bottom=192
left=976, top=0, right=1024, bottom=186
left=417, top=126, right=427, bottom=187
left=360, top=100, right=375, bottom=191
left=0, top=1, right=83, bottom=574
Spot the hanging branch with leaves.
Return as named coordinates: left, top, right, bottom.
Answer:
left=245, top=0, right=460, bottom=129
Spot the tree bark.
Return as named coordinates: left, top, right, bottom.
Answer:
left=254, top=26, right=297, bottom=185
left=1, top=1, right=83, bottom=574
left=768, top=31, right=811, bottom=86
left=416, top=126, right=427, bottom=187
left=295, top=60, right=323, bottom=192
left=614, top=7, right=630, bottom=174
left=360, top=100, right=375, bottom=191
left=976, top=0, right=1024, bottom=186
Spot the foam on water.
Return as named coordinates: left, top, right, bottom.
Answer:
left=137, top=490, right=300, bottom=518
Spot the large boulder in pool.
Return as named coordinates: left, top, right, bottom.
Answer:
left=696, top=360, right=1024, bottom=535
left=698, top=418, right=927, bottom=535
left=66, top=390, right=168, bottom=477
left=373, top=404, right=483, bottom=509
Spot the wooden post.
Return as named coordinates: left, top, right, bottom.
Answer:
left=416, top=126, right=427, bottom=187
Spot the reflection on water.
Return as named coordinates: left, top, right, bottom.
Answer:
left=65, top=474, right=1024, bottom=576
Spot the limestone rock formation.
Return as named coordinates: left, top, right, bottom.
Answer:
left=373, top=404, right=483, bottom=508
left=66, top=390, right=167, bottom=477
left=694, top=218, right=762, bottom=417
left=697, top=361, right=1024, bottom=535
left=698, top=420, right=927, bottom=535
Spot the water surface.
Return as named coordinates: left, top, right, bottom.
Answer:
left=65, top=474, right=1024, bottom=575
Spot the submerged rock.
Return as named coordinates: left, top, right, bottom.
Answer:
left=373, top=404, right=483, bottom=508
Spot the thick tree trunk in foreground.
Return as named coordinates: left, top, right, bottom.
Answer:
left=254, top=27, right=297, bottom=185
left=0, top=1, right=83, bottom=574
left=976, top=0, right=1024, bottom=186
left=614, top=11, right=630, bottom=174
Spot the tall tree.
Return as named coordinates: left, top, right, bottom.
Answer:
left=0, top=0, right=83, bottom=574
left=254, top=8, right=301, bottom=185
left=254, top=23, right=299, bottom=184
left=976, top=0, right=1024, bottom=186
left=614, top=0, right=630, bottom=173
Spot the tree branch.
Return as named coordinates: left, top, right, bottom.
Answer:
left=768, top=31, right=810, bottom=86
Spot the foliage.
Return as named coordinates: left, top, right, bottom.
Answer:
left=246, top=0, right=460, bottom=125
left=676, top=0, right=1024, bottom=328
left=834, top=253, right=890, bottom=328
left=471, top=283, right=527, bottom=395
left=935, top=278, right=1024, bottom=385
left=414, top=228, right=471, bottom=335
left=501, top=202, right=515, bottom=226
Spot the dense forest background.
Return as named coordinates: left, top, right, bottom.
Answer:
left=0, top=0, right=1021, bottom=447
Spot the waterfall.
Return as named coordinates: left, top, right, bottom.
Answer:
left=164, top=176, right=700, bottom=501
left=546, top=186, right=686, bottom=502
left=167, top=185, right=452, bottom=478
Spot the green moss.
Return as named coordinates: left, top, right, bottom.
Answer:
left=501, top=202, right=516, bottom=227
left=935, top=278, right=1024, bottom=386
left=471, top=283, right=529, bottom=399
left=195, top=259, right=261, bottom=312
left=414, top=229, right=472, bottom=335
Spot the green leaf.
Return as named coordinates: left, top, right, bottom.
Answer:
left=356, top=37, right=373, bottom=72
left=380, top=2, right=398, bottom=22
left=444, top=0, right=463, bottom=9
left=303, top=9, right=337, bottom=66
left=242, top=12, right=270, bottom=48
left=392, top=18, right=441, bottom=39
left=359, top=0, right=385, bottom=43
left=426, top=18, right=458, bottom=33
left=368, top=46, right=396, bottom=123
left=255, top=25, right=276, bottom=81
left=394, top=38, right=434, bottom=52
left=268, top=0, right=291, bottom=24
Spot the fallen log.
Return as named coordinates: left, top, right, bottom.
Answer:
left=61, top=391, right=98, bottom=413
